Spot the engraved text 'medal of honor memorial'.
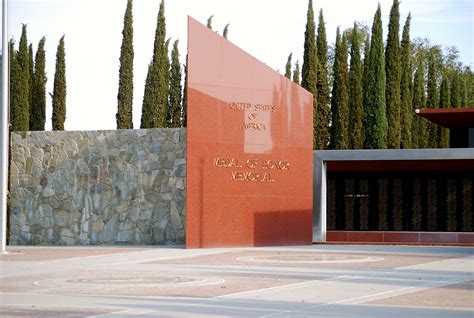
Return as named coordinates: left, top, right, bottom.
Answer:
left=212, top=101, right=290, bottom=182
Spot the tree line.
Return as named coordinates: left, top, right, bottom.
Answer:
left=10, top=0, right=231, bottom=132
left=9, top=25, right=66, bottom=131
left=288, top=0, right=473, bottom=149
left=8, top=0, right=187, bottom=132
left=10, top=0, right=472, bottom=146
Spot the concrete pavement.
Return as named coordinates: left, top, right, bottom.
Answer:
left=1, top=245, right=473, bottom=317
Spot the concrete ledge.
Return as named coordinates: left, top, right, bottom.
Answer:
left=327, top=230, right=474, bottom=246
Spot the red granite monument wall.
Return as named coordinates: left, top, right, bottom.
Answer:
left=186, top=17, right=313, bottom=248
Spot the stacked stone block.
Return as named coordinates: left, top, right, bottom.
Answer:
left=9, top=128, right=186, bottom=245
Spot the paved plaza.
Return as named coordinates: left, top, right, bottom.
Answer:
left=0, top=244, right=473, bottom=317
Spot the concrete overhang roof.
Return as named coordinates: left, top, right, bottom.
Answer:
left=415, top=107, right=474, bottom=129
left=314, top=149, right=474, bottom=172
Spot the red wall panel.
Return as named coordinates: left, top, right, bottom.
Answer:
left=186, top=17, right=314, bottom=248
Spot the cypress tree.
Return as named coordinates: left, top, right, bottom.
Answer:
left=169, top=40, right=182, bottom=128
left=28, top=43, right=34, bottom=128
left=285, top=53, right=292, bottom=79
left=427, top=49, right=439, bottom=148
left=207, top=15, right=213, bottom=30
left=223, top=24, right=229, bottom=39
left=399, top=14, right=413, bottom=149
left=31, top=37, right=47, bottom=131
left=16, top=25, right=30, bottom=131
left=412, top=58, right=426, bottom=148
left=439, top=74, right=450, bottom=148
left=116, top=0, right=134, bottom=129
left=362, top=33, right=370, bottom=143
left=450, top=76, right=461, bottom=108
left=330, top=28, right=341, bottom=147
left=52, top=35, right=67, bottom=131
left=329, top=29, right=349, bottom=149
left=363, top=4, right=388, bottom=149
left=461, top=77, right=468, bottom=107
left=301, top=0, right=318, bottom=149
left=338, top=31, right=350, bottom=148
left=385, top=0, right=401, bottom=148
left=349, top=23, right=364, bottom=149
left=316, top=9, right=330, bottom=150
left=427, top=50, right=439, bottom=108
left=362, top=35, right=370, bottom=97
left=293, top=60, right=300, bottom=84
left=361, top=33, right=370, bottom=147
left=9, top=39, right=28, bottom=131
left=141, top=0, right=168, bottom=128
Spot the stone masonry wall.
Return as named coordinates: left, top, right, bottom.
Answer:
left=9, top=128, right=186, bottom=245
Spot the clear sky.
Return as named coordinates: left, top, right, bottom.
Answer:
left=8, top=0, right=473, bottom=131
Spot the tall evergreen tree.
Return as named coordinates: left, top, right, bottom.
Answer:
left=316, top=9, right=330, bottom=150
left=412, top=58, right=426, bottom=148
left=9, top=39, right=28, bottom=131
left=349, top=23, right=364, bottom=149
left=164, top=37, right=171, bottom=126
left=293, top=60, right=300, bottom=84
left=284, top=53, right=292, bottom=79
left=301, top=0, right=318, bottom=149
left=363, top=4, right=388, bottom=149
left=52, top=35, right=67, bottom=131
left=141, top=0, right=168, bottom=128
left=330, top=28, right=341, bottom=145
left=450, top=76, right=461, bottom=108
left=207, top=15, right=213, bottom=30
left=400, top=14, right=413, bottom=149
left=362, top=34, right=370, bottom=96
left=426, top=49, right=439, bottom=147
left=460, top=77, right=468, bottom=107
left=362, top=33, right=370, bottom=138
left=426, top=50, right=439, bottom=108
left=31, top=37, right=47, bottom=131
left=16, top=25, right=30, bottom=131
left=223, top=24, right=229, bottom=39
left=116, top=0, right=134, bottom=129
left=9, top=33, right=26, bottom=131
left=329, top=29, right=349, bottom=149
left=385, top=0, right=401, bottom=148
left=169, top=40, right=182, bottom=128
left=439, top=74, right=451, bottom=147
left=28, top=43, right=34, bottom=128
